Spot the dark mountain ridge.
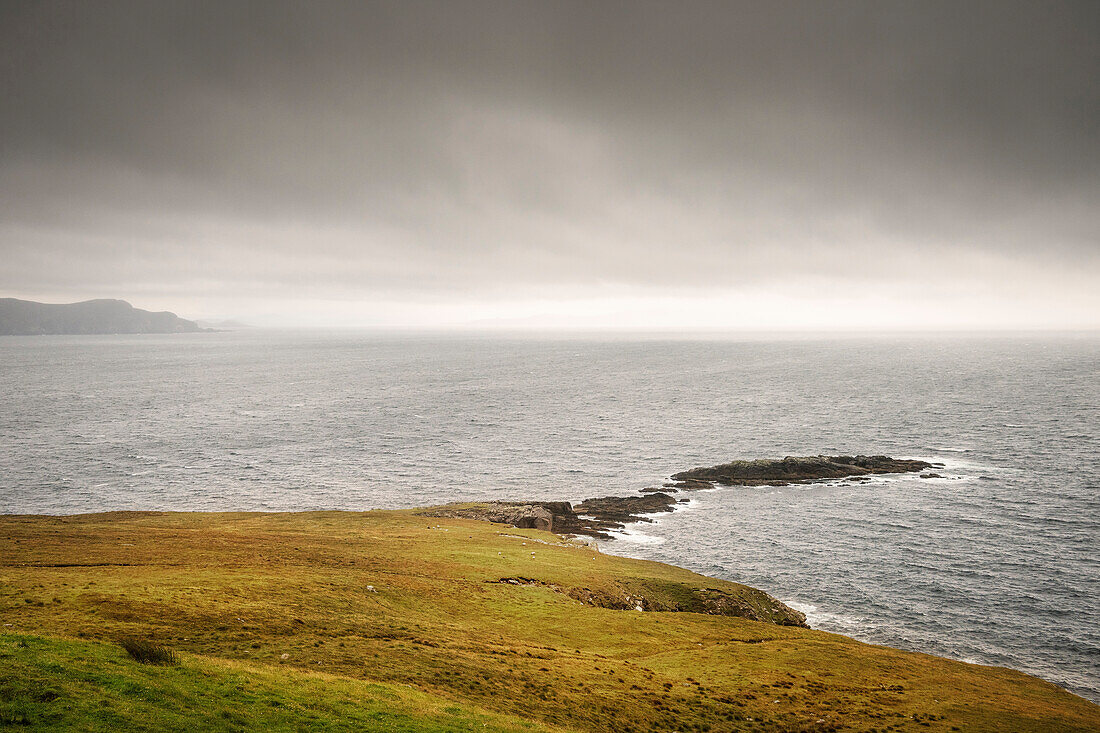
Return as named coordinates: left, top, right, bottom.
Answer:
left=0, top=298, right=206, bottom=335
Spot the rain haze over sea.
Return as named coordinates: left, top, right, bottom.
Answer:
left=2, top=332, right=1097, bottom=702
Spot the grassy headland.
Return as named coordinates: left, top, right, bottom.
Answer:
left=1, top=509, right=1097, bottom=731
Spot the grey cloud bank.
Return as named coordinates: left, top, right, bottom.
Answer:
left=1, top=1, right=1097, bottom=329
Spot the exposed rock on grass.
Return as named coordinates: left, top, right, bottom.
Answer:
left=490, top=576, right=808, bottom=627
left=566, top=584, right=807, bottom=626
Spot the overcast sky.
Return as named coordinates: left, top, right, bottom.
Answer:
left=2, top=1, right=1097, bottom=329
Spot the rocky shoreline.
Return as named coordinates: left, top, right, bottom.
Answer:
left=420, top=493, right=683, bottom=541
left=419, top=455, right=937, bottom=541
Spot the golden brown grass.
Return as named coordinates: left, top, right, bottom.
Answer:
left=1, top=509, right=1097, bottom=732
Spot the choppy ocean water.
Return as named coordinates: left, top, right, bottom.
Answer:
left=1, top=332, right=1097, bottom=702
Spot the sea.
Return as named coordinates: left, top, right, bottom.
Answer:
left=1, top=331, right=1097, bottom=702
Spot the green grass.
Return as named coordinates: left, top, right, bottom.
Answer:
left=0, top=634, right=561, bottom=732
left=1, top=509, right=1098, bottom=732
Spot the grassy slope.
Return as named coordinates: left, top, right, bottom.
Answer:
left=0, top=634, right=560, bottom=732
left=1, top=509, right=1097, bottom=732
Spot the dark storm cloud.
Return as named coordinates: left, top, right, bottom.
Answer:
left=1, top=1, right=1097, bottom=325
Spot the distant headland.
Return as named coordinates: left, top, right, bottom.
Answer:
left=0, top=298, right=207, bottom=335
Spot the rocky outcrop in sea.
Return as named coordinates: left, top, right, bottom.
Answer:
left=668, top=454, right=933, bottom=488
left=420, top=455, right=934, bottom=541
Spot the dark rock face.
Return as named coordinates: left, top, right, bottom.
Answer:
left=671, top=455, right=932, bottom=488
left=0, top=298, right=206, bottom=335
left=420, top=503, right=557, bottom=533
left=419, top=494, right=678, bottom=541
left=573, top=493, right=678, bottom=528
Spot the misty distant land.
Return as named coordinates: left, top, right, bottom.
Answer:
left=0, top=298, right=208, bottom=336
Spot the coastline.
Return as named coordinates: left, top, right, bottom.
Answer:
left=2, top=507, right=1097, bottom=731
left=587, top=466, right=1095, bottom=702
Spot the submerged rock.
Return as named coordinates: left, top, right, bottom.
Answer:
left=664, top=478, right=713, bottom=490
